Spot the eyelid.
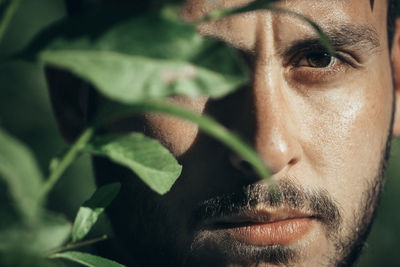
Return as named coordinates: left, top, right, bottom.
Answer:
left=286, top=47, right=360, bottom=70
left=295, top=55, right=338, bottom=68
left=284, top=46, right=364, bottom=86
left=334, top=51, right=362, bottom=68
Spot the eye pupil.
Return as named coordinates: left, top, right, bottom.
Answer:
left=307, top=53, right=332, bottom=68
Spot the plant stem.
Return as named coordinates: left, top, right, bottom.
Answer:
left=0, top=0, right=21, bottom=44
left=47, top=235, right=108, bottom=256
left=98, top=101, right=271, bottom=181
left=40, top=127, right=94, bottom=198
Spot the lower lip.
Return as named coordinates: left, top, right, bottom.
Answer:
left=223, top=217, right=314, bottom=246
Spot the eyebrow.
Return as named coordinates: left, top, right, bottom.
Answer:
left=280, top=23, right=381, bottom=57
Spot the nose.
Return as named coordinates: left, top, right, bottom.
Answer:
left=250, top=39, right=303, bottom=175
left=228, top=54, right=303, bottom=177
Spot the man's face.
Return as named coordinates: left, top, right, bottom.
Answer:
left=98, top=0, right=396, bottom=266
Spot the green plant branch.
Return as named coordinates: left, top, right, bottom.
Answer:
left=96, top=101, right=271, bottom=181
left=47, top=235, right=108, bottom=256
left=40, top=127, right=94, bottom=198
left=0, top=0, right=21, bottom=43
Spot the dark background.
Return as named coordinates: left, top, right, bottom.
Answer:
left=0, top=1, right=399, bottom=266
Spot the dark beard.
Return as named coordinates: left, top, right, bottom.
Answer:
left=92, top=128, right=392, bottom=267
left=333, top=174, right=385, bottom=267
left=93, top=92, right=394, bottom=267
left=93, top=134, right=392, bottom=267
left=183, top=148, right=391, bottom=267
left=185, top=179, right=342, bottom=266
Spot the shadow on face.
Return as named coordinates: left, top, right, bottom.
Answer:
left=47, top=0, right=400, bottom=266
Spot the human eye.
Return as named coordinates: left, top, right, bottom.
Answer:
left=294, top=51, right=338, bottom=68
left=287, top=46, right=357, bottom=85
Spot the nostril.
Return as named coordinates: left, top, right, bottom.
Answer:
left=288, top=158, right=298, bottom=166
left=229, top=153, right=260, bottom=180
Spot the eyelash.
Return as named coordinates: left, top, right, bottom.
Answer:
left=238, top=47, right=358, bottom=84
left=288, top=48, right=356, bottom=83
left=291, top=48, right=354, bottom=67
left=294, top=52, right=338, bottom=68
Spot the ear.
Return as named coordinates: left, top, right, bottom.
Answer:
left=45, top=67, right=97, bottom=143
left=391, top=19, right=400, bottom=136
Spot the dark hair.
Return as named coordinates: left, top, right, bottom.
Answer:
left=388, top=0, right=398, bottom=50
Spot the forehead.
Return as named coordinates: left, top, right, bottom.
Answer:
left=180, top=0, right=387, bottom=25
left=180, top=0, right=389, bottom=52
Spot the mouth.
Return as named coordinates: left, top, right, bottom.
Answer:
left=202, top=208, right=316, bottom=246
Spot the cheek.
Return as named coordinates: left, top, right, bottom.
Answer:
left=299, top=58, right=393, bottom=200
left=144, top=114, right=199, bottom=156
left=144, top=96, right=208, bottom=156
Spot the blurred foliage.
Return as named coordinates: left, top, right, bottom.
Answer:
left=1, top=0, right=400, bottom=266
left=0, top=0, right=259, bottom=265
left=0, top=0, right=95, bottom=220
left=0, top=1, right=97, bottom=266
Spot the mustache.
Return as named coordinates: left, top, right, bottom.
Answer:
left=191, top=179, right=342, bottom=236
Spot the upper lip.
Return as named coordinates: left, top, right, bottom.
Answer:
left=201, top=207, right=315, bottom=228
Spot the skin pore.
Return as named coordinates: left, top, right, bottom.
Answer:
left=91, top=0, right=400, bottom=266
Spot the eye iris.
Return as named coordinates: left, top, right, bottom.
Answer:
left=307, top=53, right=333, bottom=68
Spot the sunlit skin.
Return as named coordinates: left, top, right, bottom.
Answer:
left=90, top=0, right=400, bottom=266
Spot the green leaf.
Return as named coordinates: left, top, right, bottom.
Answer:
left=0, top=0, right=21, bottom=43
left=40, top=49, right=247, bottom=103
left=85, top=133, right=182, bottom=195
left=50, top=251, right=126, bottom=267
left=0, top=212, right=71, bottom=254
left=24, top=9, right=204, bottom=60
left=0, top=128, right=43, bottom=223
left=71, top=183, right=120, bottom=243
left=21, top=7, right=248, bottom=102
left=95, top=101, right=271, bottom=182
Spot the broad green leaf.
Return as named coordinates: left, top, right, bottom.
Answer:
left=0, top=212, right=71, bottom=254
left=71, top=183, right=120, bottom=243
left=50, top=251, right=126, bottom=267
left=85, top=133, right=182, bottom=195
left=94, top=101, right=271, bottom=181
left=21, top=8, right=248, bottom=102
left=24, top=9, right=205, bottom=60
left=40, top=49, right=246, bottom=103
left=0, top=128, right=43, bottom=222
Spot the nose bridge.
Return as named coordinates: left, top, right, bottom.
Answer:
left=251, top=16, right=301, bottom=174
